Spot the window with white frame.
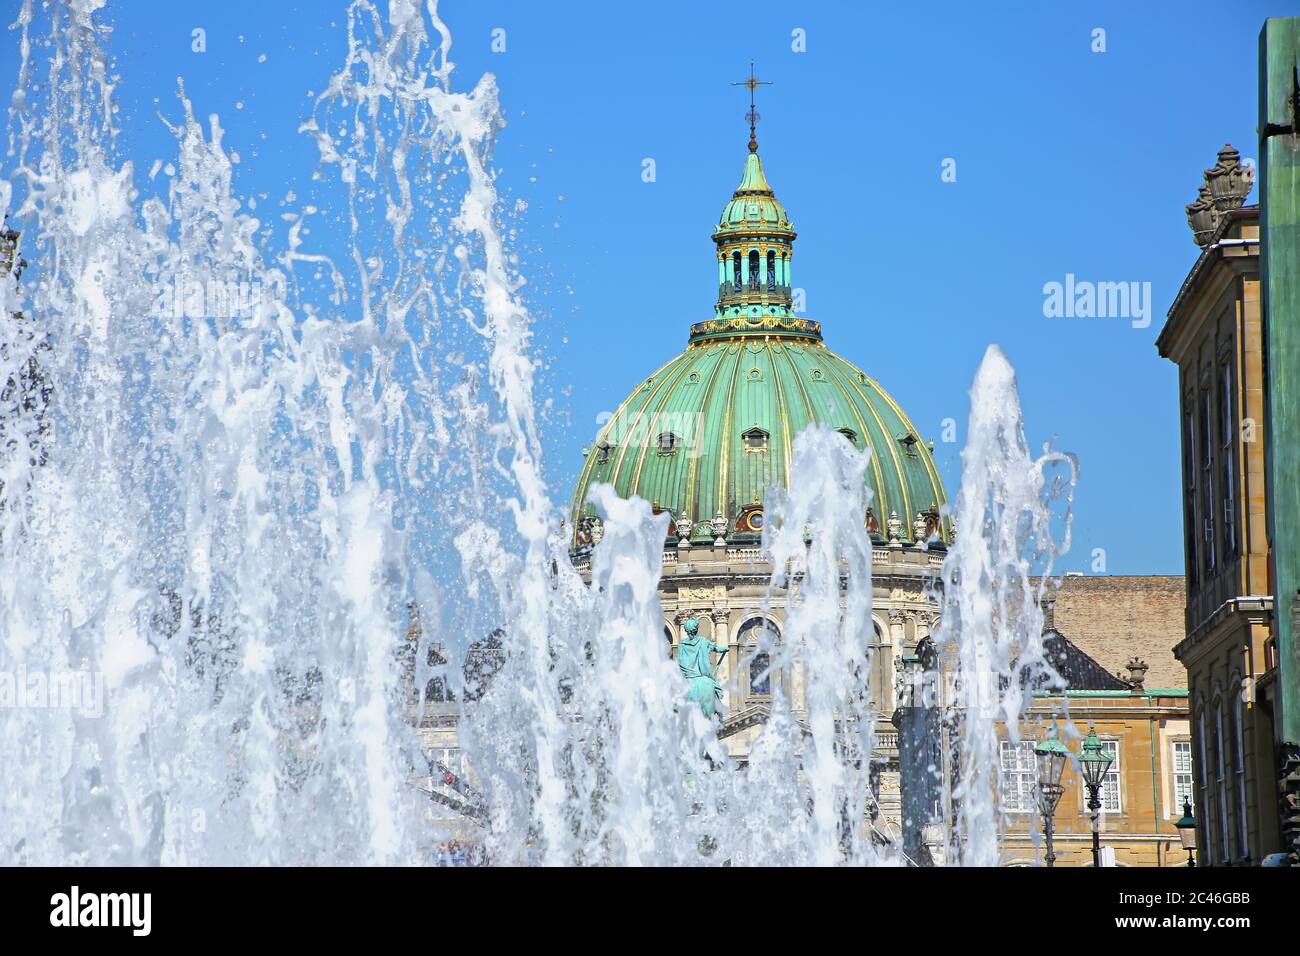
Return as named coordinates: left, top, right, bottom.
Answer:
left=1077, top=738, right=1123, bottom=813
left=1096, top=739, right=1121, bottom=813
left=1172, top=740, right=1195, bottom=815
left=999, top=740, right=1037, bottom=814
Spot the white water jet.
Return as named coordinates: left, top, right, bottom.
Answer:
left=935, top=345, right=1076, bottom=867
left=759, top=424, right=883, bottom=866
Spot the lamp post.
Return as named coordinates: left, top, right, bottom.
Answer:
left=1035, top=721, right=1069, bottom=868
left=1175, top=798, right=1197, bottom=867
left=1078, top=724, right=1115, bottom=868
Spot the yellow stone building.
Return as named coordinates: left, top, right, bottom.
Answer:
left=996, top=576, right=1192, bottom=867
left=1157, top=148, right=1283, bottom=864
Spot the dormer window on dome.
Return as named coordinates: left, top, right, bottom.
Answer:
left=594, top=440, right=613, bottom=464
left=657, top=431, right=682, bottom=456
left=838, top=427, right=858, bottom=445
left=743, top=426, right=769, bottom=452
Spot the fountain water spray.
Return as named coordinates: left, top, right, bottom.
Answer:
left=935, top=345, right=1076, bottom=866
left=759, top=424, right=884, bottom=866
left=0, top=0, right=1077, bottom=867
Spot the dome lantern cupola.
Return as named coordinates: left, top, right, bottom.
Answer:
left=692, top=66, right=817, bottom=345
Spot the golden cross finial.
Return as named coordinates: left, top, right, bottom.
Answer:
left=731, top=62, right=772, bottom=154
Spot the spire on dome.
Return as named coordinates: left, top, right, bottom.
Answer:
left=731, top=62, right=771, bottom=155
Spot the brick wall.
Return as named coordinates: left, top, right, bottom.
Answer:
left=1036, top=575, right=1187, bottom=690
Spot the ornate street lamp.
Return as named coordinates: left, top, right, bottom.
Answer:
left=1035, top=721, right=1069, bottom=868
left=1175, top=798, right=1197, bottom=867
left=1078, top=724, right=1115, bottom=868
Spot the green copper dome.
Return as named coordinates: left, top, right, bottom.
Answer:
left=570, top=139, right=949, bottom=549
left=571, top=338, right=948, bottom=547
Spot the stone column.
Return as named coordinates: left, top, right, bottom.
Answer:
left=887, top=610, right=906, bottom=715
left=888, top=609, right=905, bottom=650
left=712, top=609, right=731, bottom=709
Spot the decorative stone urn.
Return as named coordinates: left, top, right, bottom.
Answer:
left=677, top=509, right=693, bottom=546
left=710, top=510, right=728, bottom=546
left=1186, top=184, right=1217, bottom=247
left=1204, top=144, right=1254, bottom=215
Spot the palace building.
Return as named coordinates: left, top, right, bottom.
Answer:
left=1157, top=145, right=1284, bottom=865
left=997, top=576, right=1192, bottom=867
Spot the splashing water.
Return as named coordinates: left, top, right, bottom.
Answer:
left=759, top=425, right=883, bottom=866
left=935, top=345, right=1076, bottom=866
left=0, top=2, right=1077, bottom=866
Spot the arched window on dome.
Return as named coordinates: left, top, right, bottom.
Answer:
left=748, top=250, right=760, bottom=291
left=594, top=440, right=613, bottom=465
left=657, top=431, right=681, bottom=456
left=838, top=427, right=858, bottom=446
left=766, top=251, right=776, bottom=291
left=732, top=251, right=742, bottom=291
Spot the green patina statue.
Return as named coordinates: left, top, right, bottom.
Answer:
left=677, top=617, right=728, bottom=719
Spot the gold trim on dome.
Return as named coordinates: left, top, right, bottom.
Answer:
left=716, top=346, right=743, bottom=519
left=771, top=343, right=793, bottom=486
left=684, top=344, right=730, bottom=519
left=570, top=349, right=685, bottom=535
left=816, top=351, right=889, bottom=518
left=842, top=358, right=911, bottom=517
left=832, top=343, right=946, bottom=522
left=625, top=355, right=698, bottom=500
left=689, top=316, right=821, bottom=340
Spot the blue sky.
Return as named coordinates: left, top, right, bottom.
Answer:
left=7, top=0, right=1282, bottom=573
